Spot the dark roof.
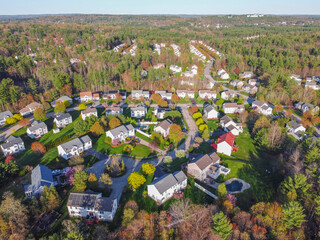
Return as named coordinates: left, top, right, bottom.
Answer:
left=204, top=104, right=216, bottom=113
left=150, top=171, right=186, bottom=195
left=28, top=121, right=47, bottom=132
left=1, top=135, right=24, bottom=149
left=0, top=111, right=13, bottom=121
left=67, top=192, right=98, bottom=208
left=157, top=119, right=173, bottom=131
left=94, top=198, right=115, bottom=212
left=30, top=164, right=54, bottom=191
left=220, top=115, right=233, bottom=125
left=108, top=124, right=134, bottom=138
left=81, top=107, right=97, bottom=115
left=55, top=112, right=72, bottom=121
left=193, top=153, right=220, bottom=171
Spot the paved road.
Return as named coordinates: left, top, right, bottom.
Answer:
left=178, top=104, right=198, bottom=151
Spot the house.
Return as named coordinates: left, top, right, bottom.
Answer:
left=54, top=112, right=73, bottom=128
left=106, top=124, right=135, bottom=142
left=295, top=102, right=319, bottom=115
left=27, top=121, right=48, bottom=139
left=51, top=96, right=73, bottom=107
left=176, top=90, right=195, bottom=99
left=0, top=111, right=13, bottom=125
left=217, top=132, right=235, bottom=156
left=248, top=79, right=259, bottom=86
left=221, top=90, right=237, bottom=100
left=1, top=135, right=25, bottom=156
left=105, top=90, right=119, bottom=100
left=57, top=135, right=92, bottom=160
left=93, top=93, right=100, bottom=101
left=24, top=165, right=56, bottom=197
left=239, top=71, right=253, bottom=79
left=20, top=102, right=43, bottom=116
left=105, top=106, right=123, bottom=116
left=220, top=115, right=243, bottom=136
left=131, top=90, right=150, bottom=99
left=243, top=85, right=258, bottom=95
left=147, top=171, right=187, bottom=204
left=291, top=74, right=302, bottom=85
left=230, top=80, right=244, bottom=89
left=305, top=81, right=320, bottom=90
left=154, top=119, right=173, bottom=138
left=198, top=90, right=217, bottom=99
left=204, top=104, right=219, bottom=119
left=153, top=63, right=165, bottom=69
left=169, top=65, right=182, bottom=73
left=155, top=91, right=172, bottom=100
left=222, top=103, right=245, bottom=114
left=154, top=106, right=171, bottom=119
left=287, top=120, right=306, bottom=140
left=131, top=105, right=147, bottom=118
left=67, top=191, right=117, bottom=221
left=217, top=69, right=230, bottom=80
left=187, top=152, right=229, bottom=180
left=252, top=100, right=273, bottom=115
left=80, top=92, right=93, bottom=102
left=170, top=44, right=181, bottom=57
left=81, top=107, right=98, bottom=120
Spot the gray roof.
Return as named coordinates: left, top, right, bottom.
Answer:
left=150, top=170, right=187, bottom=195
left=131, top=105, right=147, bottom=112
left=221, top=115, right=233, bottom=125
left=28, top=121, right=47, bottom=132
left=67, top=192, right=99, bottom=208
left=0, top=111, right=13, bottom=121
left=94, top=198, right=115, bottom=212
left=1, top=135, right=24, bottom=149
left=252, top=100, right=264, bottom=107
left=55, top=112, right=72, bottom=121
left=82, top=107, right=97, bottom=115
left=59, top=135, right=91, bottom=153
left=108, top=124, right=134, bottom=138
left=29, top=164, right=54, bottom=193
left=204, top=104, right=216, bottom=113
left=156, top=119, right=173, bottom=131
left=192, top=153, right=220, bottom=171
left=289, top=120, right=301, bottom=130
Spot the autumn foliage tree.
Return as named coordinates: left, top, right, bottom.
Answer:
left=188, top=106, right=198, bottom=114
left=151, top=93, right=161, bottom=103
left=19, top=118, right=31, bottom=127
left=31, top=142, right=46, bottom=154
left=169, top=124, right=183, bottom=144
left=158, top=99, right=168, bottom=108
left=5, top=155, right=15, bottom=164
left=141, top=163, right=156, bottom=175
left=171, top=93, right=179, bottom=103
left=54, top=101, right=66, bottom=113
left=90, top=122, right=104, bottom=135
left=274, top=104, right=284, bottom=113
left=33, top=107, right=46, bottom=121
left=109, top=117, right=121, bottom=129
left=128, top=172, right=146, bottom=190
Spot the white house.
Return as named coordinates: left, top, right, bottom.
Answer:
left=131, top=105, right=147, bottom=118
left=154, top=119, right=173, bottom=138
left=0, top=111, right=13, bottom=125
left=295, top=102, right=319, bottom=115
left=93, top=93, right=100, bottom=101
left=198, top=90, right=217, bottom=99
left=105, top=106, right=123, bottom=116
left=187, top=152, right=229, bottom=180
left=287, top=120, right=306, bottom=140
left=305, top=81, right=320, bottom=90
left=169, top=65, right=182, bottom=73
left=106, top=124, right=135, bottom=142
left=154, top=106, right=171, bottom=119
left=1, top=135, right=25, bottom=156
left=222, top=103, right=245, bottom=114
left=155, top=91, right=172, bottom=100
left=230, top=80, right=244, bottom=89
left=176, top=90, right=195, bottom=99
left=147, top=171, right=187, bottom=204
left=216, top=132, right=235, bottom=156
left=252, top=100, right=273, bottom=115
left=204, top=104, right=219, bottom=119
left=54, top=112, right=72, bottom=128
left=248, top=79, right=259, bottom=86
left=57, top=135, right=92, bottom=160
left=221, top=90, right=237, bottom=100
left=81, top=107, right=98, bottom=120
left=243, top=85, right=258, bottom=95
left=217, top=69, right=230, bottom=80
left=239, top=71, right=253, bottom=79
left=170, top=44, right=181, bottom=57
left=131, top=90, right=150, bottom=99
left=51, top=96, right=73, bottom=107
left=19, top=102, right=43, bottom=116
left=67, top=191, right=117, bottom=221
left=27, top=121, right=48, bottom=139
left=220, top=115, right=243, bottom=136
left=80, top=92, right=93, bottom=102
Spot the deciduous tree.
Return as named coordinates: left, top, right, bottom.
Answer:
left=33, top=107, right=46, bottom=121
left=73, top=170, right=88, bottom=191
left=19, top=118, right=31, bottom=127
left=109, top=117, right=121, bottom=129
left=90, top=122, right=104, bottom=136
left=54, top=101, right=66, bottom=113
left=31, top=142, right=46, bottom=154
left=169, top=124, right=183, bottom=144
left=128, top=172, right=146, bottom=190
left=141, top=162, right=155, bottom=175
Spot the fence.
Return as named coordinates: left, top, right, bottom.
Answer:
left=194, top=183, right=217, bottom=199
left=138, top=121, right=158, bottom=125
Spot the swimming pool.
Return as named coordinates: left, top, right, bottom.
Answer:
left=225, top=180, right=243, bottom=192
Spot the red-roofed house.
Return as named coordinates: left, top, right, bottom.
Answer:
left=217, top=132, right=235, bottom=156
left=80, top=92, right=93, bottom=102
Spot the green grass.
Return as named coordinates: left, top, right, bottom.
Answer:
left=135, top=131, right=151, bottom=143
left=232, top=128, right=257, bottom=161
left=167, top=157, right=188, bottom=172
left=131, top=144, right=152, bottom=158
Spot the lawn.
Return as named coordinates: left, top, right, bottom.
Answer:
left=207, top=119, right=219, bottom=132
left=135, top=131, right=151, bottom=143
left=166, top=157, right=188, bottom=172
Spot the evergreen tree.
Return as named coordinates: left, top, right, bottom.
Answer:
left=212, top=212, right=233, bottom=240
left=282, top=201, right=306, bottom=231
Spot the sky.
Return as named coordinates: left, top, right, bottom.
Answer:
left=0, top=0, right=319, bottom=15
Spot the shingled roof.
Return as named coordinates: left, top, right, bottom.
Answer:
left=192, top=152, right=220, bottom=170
left=217, top=132, right=235, bottom=147
left=150, top=171, right=187, bottom=195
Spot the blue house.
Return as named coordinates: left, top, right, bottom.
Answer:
left=24, top=164, right=56, bottom=197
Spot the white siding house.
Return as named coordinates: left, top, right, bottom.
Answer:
left=1, top=135, right=25, bottom=156
left=204, top=104, right=219, bottom=119
left=0, top=111, right=13, bottom=125
left=216, top=132, right=235, bottom=156
left=57, top=135, right=92, bottom=160
left=81, top=107, right=98, bottom=120
left=252, top=100, right=273, bottom=115
left=54, top=113, right=73, bottom=128
left=27, top=121, right=48, bottom=139
left=131, top=105, right=147, bottom=118
left=80, top=92, right=93, bottom=102
left=154, top=119, right=173, bottom=138
left=106, top=124, right=135, bottom=142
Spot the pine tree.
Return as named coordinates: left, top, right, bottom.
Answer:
left=212, top=212, right=233, bottom=240
left=282, top=201, right=306, bottom=230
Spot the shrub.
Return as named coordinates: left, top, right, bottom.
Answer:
left=63, top=100, right=71, bottom=108
left=195, top=118, right=204, bottom=126
left=141, top=162, right=156, bottom=175
left=13, top=114, right=23, bottom=121
left=192, top=112, right=202, bottom=119
left=79, top=103, right=87, bottom=110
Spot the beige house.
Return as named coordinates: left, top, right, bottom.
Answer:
left=154, top=119, right=173, bottom=138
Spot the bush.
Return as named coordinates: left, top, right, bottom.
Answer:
left=5, top=117, right=17, bottom=125
left=79, top=103, right=87, bottom=110
left=192, top=112, right=202, bottom=119
left=63, top=100, right=71, bottom=108
left=13, top=114, right=23, bottom=121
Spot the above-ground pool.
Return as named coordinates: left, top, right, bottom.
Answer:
left=225, top=180, right=243, bottom=192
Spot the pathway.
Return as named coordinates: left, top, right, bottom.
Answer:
left=178, top=104, right=198, bottom=151
left=135, top=137, right=166, bottom=155
left=194, top=183, right=217, bottom=199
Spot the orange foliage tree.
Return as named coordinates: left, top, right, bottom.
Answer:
left=109, top=117, right=121, bottom=129
left=151, top=94, right=161, bottom=103
left=31, top=142, right=46, bottom=154
left=158, top=99, right=168, bottom=108
left=171, top=93, right=180, bottom=103
left=19, top=118, right=31, bottom=127
left=169, top=124, right=183, bottom=144
left=188, top=106, right=199, bottom=115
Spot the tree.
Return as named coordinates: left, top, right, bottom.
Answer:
left=128, top=172, right=146, bottom=190
left=69, top=156, right=84, bottom=166
left=305, top=146, right=320, bottom=164
left=281, top=174, right=311, bottom=200
left=88, top=173, right=97, bottom=182
left=40, top=185, right=60, bottom=211
left=99, top=173, right=113, bottom=186
left=218, top=183, right=227, bottom=198
left=158, top=99, right=168, bottom=108
left=175, top=150, right=185, bottom=158
left=188, top=106, right=198, bottom=114
left=216, top=99, right=224, bottom=108
left=33, top=108, right=46, bottom=121
left=195, top=118, right=204, bottom=126
left=54, top=101, right=66, bottom=113
left=171, top=93, right=179, bottom=103
left=90, top=122, right=104, bottom=136
left=192, top=112, right=202, bottom=119
left=54, top=73, right=70, bottom=90
left=163, top=156, right=173, bottom=164
left=212, top=212, right=233, bottom=240
left=152, top=93, right=161, bottom=103
left=169, top=124, right=183, bottom=144
left=5, top=117, right=17, bottom=125
left=109, top=117, right=121, bottom=129
left=65, top=231, right=84, bottom=240
left=73, top=170, right=88, bottom=191
left=141, top=163, right=156, bottom=175
left=274, top=104, right=284, bottom=113
left=74, top=119, right=89, bottom=134
left=19, top=118, right=31, bottom=127
left=63, top=100, right=71, bottom=108
left=282, top=201, right=306, bottom=230
left=284, top=110, right=292, bottom=118
left=5, top=155, right=15, bottom=163
left=202, top=129, right=210, bottom=139
left=78, top=103, right=87, bottom=110
left=31, top=142, right=46, bottom=154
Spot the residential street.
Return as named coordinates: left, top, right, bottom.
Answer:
left=178, top=104, right=198, bottom=151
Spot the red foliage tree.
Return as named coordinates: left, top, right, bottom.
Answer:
left=31, top=142, right=46, bottom=154
left=5, top=155, right=15, bottom=163
left=19, top=118, right=31, bottom=127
